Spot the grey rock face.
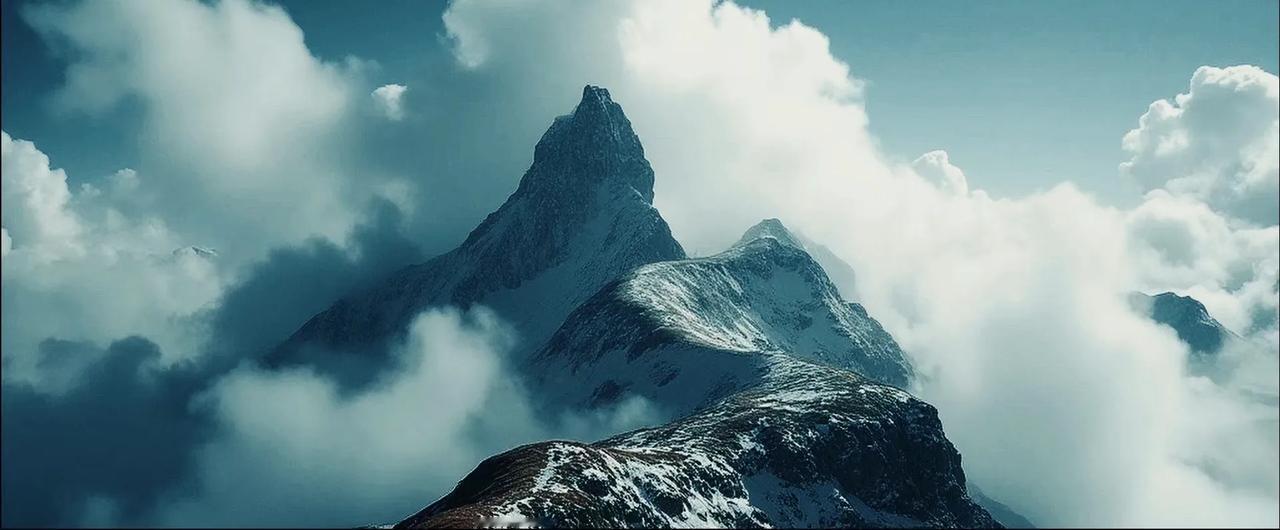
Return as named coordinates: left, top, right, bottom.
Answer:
left=1130, top=291, right=1237, bottom=365
left=268, top=86, right=685, bottom=383
left=397, top=358, right=996, bottom=529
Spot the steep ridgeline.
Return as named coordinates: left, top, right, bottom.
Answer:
left=269, top=86, right=685, bottom=383
left=1129, top=291, right=1238, bottom=367
left=295, top=85, right=994, bottom=529
left=528, top=218, right=913, bottom=418
left=397, top=357, right=996, bottom=529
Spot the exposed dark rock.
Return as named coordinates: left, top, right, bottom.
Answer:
left=398, top=358, right=997, bottom=529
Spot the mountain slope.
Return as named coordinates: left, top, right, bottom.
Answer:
left=398, top=357, right=995, bottom=529
left=288, top=86, right=995, bottom=529
left=528, top=218, right=913, bottom=417
left=795, top=233, right=862, bottom=302
left=269, top=86, right=685, bottom=384
left=1129, top=291, right=1238, bottom=366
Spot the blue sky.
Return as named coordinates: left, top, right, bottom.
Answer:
left=751, top=0, right=1279, bottom=203
left=3, top=0, right=1276, bottom=206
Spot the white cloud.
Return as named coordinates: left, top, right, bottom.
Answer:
left=912, top=150, right=970, bottom=195
left=154, top=307, right=535, bottom=526
left=1121, top=65, right=1279, bottom=226
left=1, top=131, right=226, bottom=384
left=372, top=84, right=408, bottom=121
left=25, top=0, right=380, bottom=264
left=6, top=0, right=1274, bottom=526
left=1, top=131, right=85, bottom=261
left=152, top=307, right=657, bottom=527
left=1125, top=190, right=1279, bottom=334
left=441, top=1, right=1278, bottom=525
left=7, top=0, right=410, bottom=381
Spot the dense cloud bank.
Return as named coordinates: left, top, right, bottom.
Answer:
left=2, top=0, right=1277, bottom=527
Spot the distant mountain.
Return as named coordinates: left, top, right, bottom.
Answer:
left=968, top=484, right=1036, bottom=528
left=269, top=86, right=685, bottom=386
left=1129, top=291, right=1238, bottom=367
left=398, top=358, right=996, bottom=529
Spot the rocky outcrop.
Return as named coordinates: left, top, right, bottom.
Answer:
left=399, top=358, right=995, bottom=529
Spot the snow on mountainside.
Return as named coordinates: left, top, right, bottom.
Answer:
left=397, top=357, right=996, bottom=529
left=528, top=217, right=913, bottom=417
left=269, top=86, right=685, bottom=382
left=742, top=219, right=862, bottom=307
left=272, top=85, right=1000, bottom=528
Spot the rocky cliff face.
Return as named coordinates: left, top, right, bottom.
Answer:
left=269, top=86, right=685, bottom=385
left=398, top=358, right=996, bottom=529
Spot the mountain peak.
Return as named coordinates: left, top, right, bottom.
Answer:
left=567, top=85, right=619, bottom=131
left=523, top=84, right=655, bottom=203
left=735, top=218, right=804, bottom=249
left=1130, top=290, right=1235, bottom=358
left=275, top=86, right=684, bottom=383
left=576, top=84, right=615, bottom=114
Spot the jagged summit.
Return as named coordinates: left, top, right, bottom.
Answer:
left=738, top=219, right=862, bottom=302
left=272, top=86, right=684, bottom=386
left=454, top=83, right=677, bottom=266
left=515, top=84, right=655, bottom=203
left=572, top=85, right=622, bottom=123
left=294, top=86, right=999, bottom=529
left=735, top=218, right=804, bottom=249
left=1130, top=291, right=1237, bottom=359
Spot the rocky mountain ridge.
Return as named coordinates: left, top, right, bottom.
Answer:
left=399, top=358, right=995, bottom=529
left=529, top=218, right=914, bottom=419
left=269, top=86, right=685, bottom=386
left=276, top=85, right=1004, bottom=528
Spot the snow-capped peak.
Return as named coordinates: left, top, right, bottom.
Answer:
left=520, top=84, right=655, bottom=203
left=529, top=217, right=914, bottom=417
left=273, top=85, right=684, bottom=385
left=734, top=218, right=805, bottom=250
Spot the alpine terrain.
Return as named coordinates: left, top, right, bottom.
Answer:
left=270, top=86, right=685, bottom=387
left=399, top=360, right=994, bottom=528
left=282, top=86, right=1006, bottom=528
left=528, top=217, right=914, bottom=417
